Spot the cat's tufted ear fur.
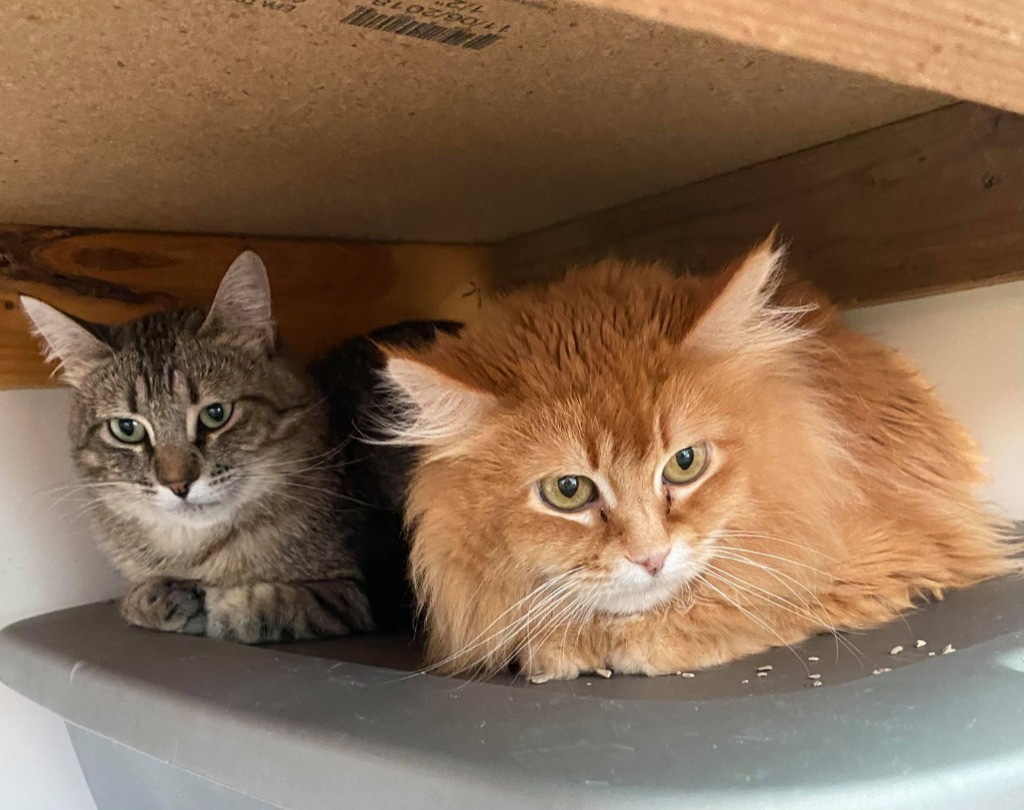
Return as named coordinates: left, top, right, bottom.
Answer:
left=379, top=354, right=496, bottom=451
left=20, top=297, right=113, bottom=387
left=686, top=233, right=814, bottom=352
left=200, top=251, right=275, bottom=348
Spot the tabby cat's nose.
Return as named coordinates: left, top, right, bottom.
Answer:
left=629, top=548, right=669, bottom=576
left=153, top=445, right=201, bottom=499
left=164, top=480, right=192, bottom=499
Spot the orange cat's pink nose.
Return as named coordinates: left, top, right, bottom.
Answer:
left=630, top=549, right=669, bottom=576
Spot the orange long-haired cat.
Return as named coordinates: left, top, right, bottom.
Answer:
left=381, top=237, right=1017, bottom=681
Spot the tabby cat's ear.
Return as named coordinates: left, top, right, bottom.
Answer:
left=200, top=251, right=275, bottom=348
left=20, top=297, right=112, bottom=387
left=686, top=233, right=810, bottom=352
left=380, top=355, right=496, bottom=449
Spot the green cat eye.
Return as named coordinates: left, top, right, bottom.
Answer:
left=539, top=475, right=597, bottom=512
left=198, top=402, right=233, bottom=430
left=662, top=441, right=710, bottom=485
left=108, top=418, right=146, bottom=444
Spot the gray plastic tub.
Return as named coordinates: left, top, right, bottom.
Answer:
left=3, top=576, right=1024, bottom=809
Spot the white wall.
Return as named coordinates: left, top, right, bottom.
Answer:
left=0, top=388, right=124, bottom=810
left=0, top=283, right=1020, bottom=808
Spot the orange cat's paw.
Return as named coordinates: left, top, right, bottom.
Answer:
left=528, top=667, right=617, bottom=683
left=634, top=663, right=677, bottom=677
left=523, top=659, right=581, bottom=683
left=527, top=670, right=577, bottom=684
left=607, top=651, right=681, bottom=677
left=520, top=646, right=603, bottom=683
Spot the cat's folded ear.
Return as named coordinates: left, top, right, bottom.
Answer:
left=20, top=297, right=113, bottom=387
left=200, top=251, right=275, bottom=349
left=685, top=231, right=814, bottom=352
left=378, top=352, right=496, bottom=452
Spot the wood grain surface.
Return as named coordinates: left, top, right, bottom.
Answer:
left=0, top=227, right=492, bottom=388
left=493, top=103, right=1024, bottom=307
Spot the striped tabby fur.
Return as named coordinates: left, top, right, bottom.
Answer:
left=21, top=251, right=457, bottom=643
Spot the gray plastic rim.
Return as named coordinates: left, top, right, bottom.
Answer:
left=2, top=595, right=1024, bottom=810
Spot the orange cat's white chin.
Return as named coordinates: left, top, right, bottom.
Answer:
left=591, top=581, right=688, bottom=615
left=588, top=546, right=702, bottom=616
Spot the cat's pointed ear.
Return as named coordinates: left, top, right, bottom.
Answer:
left=200, top=251, right=275, bottom=347
left=686, top=233, right=811, bottom=352
left=20, top=296, right=112, bottom=387
left=380, top=354, right=496, bottom=450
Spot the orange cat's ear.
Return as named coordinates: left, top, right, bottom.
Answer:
left=379, top=354, right=496, bottom=450
left=686, top=233, right=811, bottom=352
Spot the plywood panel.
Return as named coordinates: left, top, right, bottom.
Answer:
left=0, top=227, right=492, bottom=388
left=0, top=1, right=944, bottom=243
left=493, top=103, right=1024, bottom=307
left=583, top=0, right=1024, bottom=114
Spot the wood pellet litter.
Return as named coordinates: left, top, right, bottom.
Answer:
left=928, top=652, right=936, bottom=657
left=942, top=644, right=956, bottom=655
left=889, top=645, right=904, bottom=655
left=680, top=672, right=696, bottom=678
left=755, top=665, right=773, bottom=672
left=872, top=667, right=892, bottom=675
left=915, top=639, right=927, bottom=648
left=807, top=673, right=821, bottom=680
left=741, top=679, right=749, bottom=684
left=812, top=681, right=822, bottom=687
left=595, top=668, right=612, bottom=678
left=807, top=656, right=820, bottom=662
left=756, top=671, right=768, bottom=678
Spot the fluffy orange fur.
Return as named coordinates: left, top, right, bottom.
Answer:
left=383, top=238, right=1017, bottom=681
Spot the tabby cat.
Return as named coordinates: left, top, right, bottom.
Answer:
left=380, top=236, right=1018, bottom=681
left=22, top=251, right=456, bottom=642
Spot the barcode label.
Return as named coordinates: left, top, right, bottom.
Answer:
left=341, top=5, right=504, bottom=50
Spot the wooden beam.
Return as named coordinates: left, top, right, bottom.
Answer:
left=0, top=227, right=492, bottom=389
left=493, top=103, right=1024, bottom=307
left=580, top=0, right=1024, bottom=114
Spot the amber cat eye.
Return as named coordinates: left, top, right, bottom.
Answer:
left=539, top=475, right=597, bottom=511
left=662, top=441, right=709, bottom=484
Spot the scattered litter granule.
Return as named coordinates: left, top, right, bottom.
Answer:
left=915, top=639, right=927, bottom=648
left=755, top=664, right=773, bottom=672
left=807, top=674, right=821, bottom=680
left=872, top=667, right=892, bottom=676
left=680, top=672, right=696, bottom=679
left=756, top=671, right=768, bottom=678
left=942, top=644, right=956, bottom=655
left=928, top=651, right=936, bottom=657
left=741, top=679, right=749, bottom=684
left=889, top=645, right=904, bottom=655
left=595, top=668, right=612, bottom=678
left=812, top=681, right=822, bottom=687
left=807, top=656, right=820, bottom=662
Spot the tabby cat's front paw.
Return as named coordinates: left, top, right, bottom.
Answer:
left=120, top=578, right=207, bottom=635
